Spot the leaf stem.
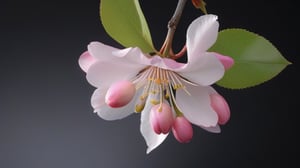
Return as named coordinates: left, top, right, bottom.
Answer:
left=160, top=0, right=187, bottom=57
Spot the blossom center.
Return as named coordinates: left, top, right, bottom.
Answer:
left=133, top=66, right=190, bottom=113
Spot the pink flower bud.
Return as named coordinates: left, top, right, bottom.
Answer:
left=214, top=52, right=234, bottom=70
left=150, top=103, right=174, bottom=134
left=172, top=116, right=193, bottom=143
left=105, top=81, right=136, bottom=108
left=210, top=93, right=231, bottom=125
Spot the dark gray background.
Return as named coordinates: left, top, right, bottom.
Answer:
left=1, top=0, right=298, bottom=167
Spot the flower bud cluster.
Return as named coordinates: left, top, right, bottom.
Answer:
left=149, top=103, right=193, bottom=143
left=104, top=80, right=231, bottom=143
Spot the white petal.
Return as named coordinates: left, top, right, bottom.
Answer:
left=88, top=41, right=120, bottom=61
left=186, top=14, right=219, bottom=62
left=200, top=125, right=221, bottom=133
left=78, top=51, right=97, bottom=72
left=112, top=47, right=151, bottom=65
left=149, top=56, right=185, bottom=70
left=91, top=87, right=108, bottom=111
left=89, top=41, right=151, bottom=65
left=140, top=93, right=168, bottom=154
left=176, top=84, right=218, bottom=127
left=91, top=87, right=143, bottom=120
left=96, top=104, right=133, bottom=121
left=86, top=61, right=145, bottom=88
left=177, top=52, right=224, bottom=86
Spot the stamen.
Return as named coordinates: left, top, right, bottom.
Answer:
left=135, top=95, right=146, bottom=113
left=135, top=103, right=145, bottom=113
left=167, top=83, right=184, bottom=116
left=159, top=84, right=164, bottom=107
left=131, top=66, right=191, bottom=115
left=150, top=99, right=159, bottom=105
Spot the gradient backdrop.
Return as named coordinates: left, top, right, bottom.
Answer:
left=1, top=0, right=298, bottom=167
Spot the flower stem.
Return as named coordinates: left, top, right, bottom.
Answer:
left=160, top=0, right=187, bottom=58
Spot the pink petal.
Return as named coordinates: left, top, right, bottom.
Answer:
left=176, top=84, right=218, bottom=127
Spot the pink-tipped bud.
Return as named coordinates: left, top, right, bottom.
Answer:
left=214, top=52, right=234, bottom=70
left=78, top=51, right=97, bottom=72
left=150, top=103, right=174, bottom=134
left=105, top=81, right=136, bottom=108
left=210, top=93, right=231, bottom=125
left=172, top=116, right=193, bottom=143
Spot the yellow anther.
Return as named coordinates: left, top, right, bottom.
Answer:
left=150, top=90, right=157, bottom=94
left=140, top=94, right=147, bottom=100
left=174, top=84, right=184, bottom=90
left=150, top=99, right=159, bottom=105
left=165, top=93, right=170, bottom=99
left=135, top=104, right=145, bottom=113
left=155, top=78, right=161, bottom=84
left=174, top=84, right=179, bottom=90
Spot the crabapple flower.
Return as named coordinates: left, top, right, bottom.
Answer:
left=79, top=14, right=233, bottom=153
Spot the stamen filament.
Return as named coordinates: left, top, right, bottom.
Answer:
left=131, top=66, right=190, bottom=116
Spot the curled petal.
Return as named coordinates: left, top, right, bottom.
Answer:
left=210, top=93, right=231, bottom=125
left=214, top=52, right=234, bottom=70
left=176, top=84, right=218, bottom=127
left=78, top=51, right=97, bottom=72
left=177, top=52, right=224, bottom=86
left=172, top=116, right=193, bottom=143
left=112, top=47, right=151, bottom=65
left=186, top=14, right=219, bottom=62
left=87, top=41, right=120, bottom=61
left=89, top=41, right=151, bottom=66
left=86, top=42, right=148, bottom=87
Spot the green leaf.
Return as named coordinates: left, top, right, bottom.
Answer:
left=209, top=29, right=291, bottom=89
left=100, top=0, right=155, bottom=53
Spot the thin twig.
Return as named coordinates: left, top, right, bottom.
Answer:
left=160, top=0, right=187, bottom=57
